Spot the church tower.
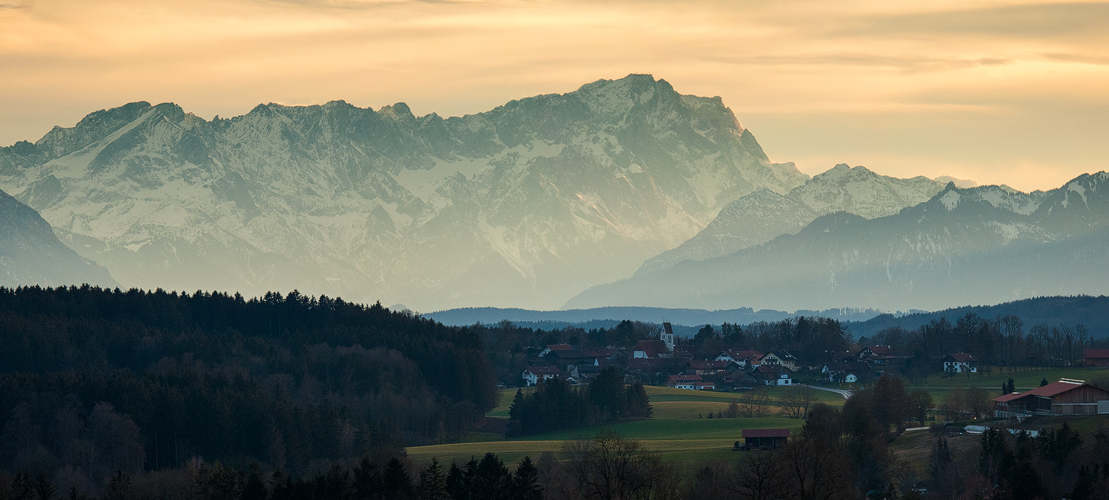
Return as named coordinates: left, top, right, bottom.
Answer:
left=661, top=322, right=675, bottom=352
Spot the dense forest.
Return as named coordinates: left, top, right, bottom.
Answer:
left=0, top=285, right=496, bottom=489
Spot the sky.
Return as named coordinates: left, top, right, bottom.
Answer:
left=2, top=0, right=1108, bottom=192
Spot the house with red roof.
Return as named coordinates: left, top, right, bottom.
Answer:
left=667, top=374, right=714, bottom=390
left=633, top=339, right=670, bottom=359
left=685, top=359, right=736, bottom=376
left=856, top=345, right=895, bottom=360
left=1084, top=349, right=1109, bottom=368
left=993, top=379, right=1109, bottom=418
left=538, top=343, right=575, bottom=357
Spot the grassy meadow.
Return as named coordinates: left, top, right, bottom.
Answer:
left=407, top=367, right=1108, bottom=468
left=905, top=366, right=1108, bottom=402
left=408, top=385, right=818, bottom=467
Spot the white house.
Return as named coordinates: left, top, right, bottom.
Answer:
left=667, top=374, right=713, bottom=390
left=943, top=353, right=979, bottom=373
left=756, top=365, right=792, bottom=386
left=756, top=351, right=798, bottom=371
left=522, top=365, right=562, bottom=386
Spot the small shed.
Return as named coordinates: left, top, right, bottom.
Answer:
left=742, top=428, right=790, bottom=450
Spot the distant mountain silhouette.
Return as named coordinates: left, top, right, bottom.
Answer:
left=567, top=173, right=1109, bottom=313
left=0, top=188, right=116, bottom=288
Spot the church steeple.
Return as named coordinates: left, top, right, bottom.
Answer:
left=661, top=322, right=675, bottom=352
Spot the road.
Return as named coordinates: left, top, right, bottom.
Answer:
left=799, top=384, right=853, bottom=400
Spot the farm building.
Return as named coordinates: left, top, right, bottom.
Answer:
left=1084, top=349, right=1109, bottom=368
left=993, top=379, right=1109, bottom=418
left=742, top=428, right=790, bottom=450
left=667, top=374, right=714, bottom=390
left=943, top=353, right=979, bottom=373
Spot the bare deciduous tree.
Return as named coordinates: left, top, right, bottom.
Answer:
left=778, top=387, right=816, bottom=420
left=563, top=431, right=676, bottom=500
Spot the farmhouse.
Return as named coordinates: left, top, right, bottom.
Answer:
left=755, top=365, right=793, bottom=386
left=715, top=349, right=763, bottom=368
left=667, top=374, right=714, bottom=390
left=537, top=343, right=574, bottom=357
left=821, top=361, right=871, bottom=384
left=742, top=428, right=790, bottom=450
left=943, top=353, right=979, bottom=373
left=993, top=379, right=1109, bottom=418
left=856, top=345, right=895, bottom=361
left=757, top=351, right=798, bottom=371
left=522, top=365, right=562, bottom=387
left=686, top=359, right=736, bottom=376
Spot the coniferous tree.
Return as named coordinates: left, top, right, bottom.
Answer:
left=240, top=465, right=268, bottom=500
left=416, top=458, right=448, bottom=500
left=445, top=461, right=472, bottom=500
left=470, top=454, right=510, bottom=500
left=382, top=458, right=412, bottom=500
left=510, top=457, right=542, bottom=500
left=352, top=458, right=383, bottom=500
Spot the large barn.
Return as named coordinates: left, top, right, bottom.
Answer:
left=994, top=379, right=1109, bottom=418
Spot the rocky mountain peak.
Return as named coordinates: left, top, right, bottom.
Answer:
left=0, top=75, right=805, bottom=310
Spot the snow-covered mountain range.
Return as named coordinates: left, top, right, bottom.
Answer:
left=0, top=75, right=807, bottom=310
left=566, top=173, right=1107, bottom=312
left=634, top=164, right=946, bottom=276
left=0, top=188, right=117, bottom=288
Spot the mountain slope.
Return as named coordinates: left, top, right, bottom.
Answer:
left=566, top=174, right=1106, bottom=312
left=0, top=188, right=117, bottom=288
left=635, top=164, right=945, bottom=276
left=0, top=75, right=808, bottom=310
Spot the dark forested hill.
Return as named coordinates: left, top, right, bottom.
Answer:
left=0, top=286, right=495, bottom=481
left=847, top=295, right=1109, bottom=339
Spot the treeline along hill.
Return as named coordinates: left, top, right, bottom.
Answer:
left=0, top=285, right=496, bottom=478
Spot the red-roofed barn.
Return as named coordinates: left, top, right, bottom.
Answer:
left=1084, top=349, right=1109, bottom=368
left=993, top=380, right=1109, bottom=417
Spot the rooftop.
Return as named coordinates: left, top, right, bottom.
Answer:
left=742, top=429, right=791, bottom=438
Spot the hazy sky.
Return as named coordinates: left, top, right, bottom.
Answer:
left=2, top=0, right=1107, bottom=192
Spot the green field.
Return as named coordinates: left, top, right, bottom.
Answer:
left=409, top=370, right=1109, bottom=467
left=410, top=385, right=816, bottom=466
left=408, top=417, right=803, bottom=467
left=907, top=367, right=1108, bottom=403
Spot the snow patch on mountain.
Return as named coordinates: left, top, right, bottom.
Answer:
left=0, top=74, right=807, bottom=310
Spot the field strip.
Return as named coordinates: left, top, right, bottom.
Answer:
left=406, top=438, right=740, bottom=461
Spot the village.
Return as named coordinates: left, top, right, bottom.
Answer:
left=519, top=322, right=1109, bottom=390
left=518, top=323, right=1109, bottom=424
